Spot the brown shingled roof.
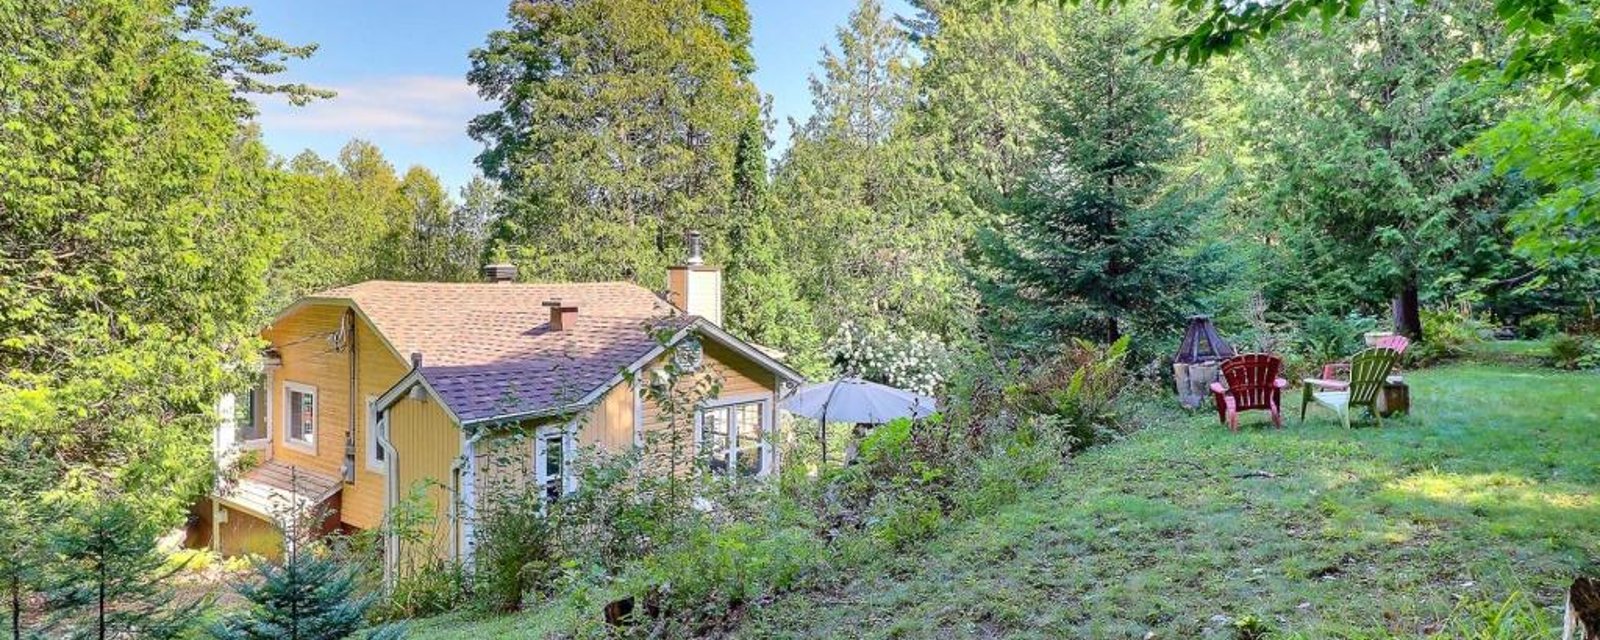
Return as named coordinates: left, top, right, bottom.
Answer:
left=305, top=281, right=686, bottom=423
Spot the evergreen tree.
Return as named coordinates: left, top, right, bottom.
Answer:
left=722, top=112, right=823, bottom=371
left=1, top=438, right=55, bottom=640
left=1242, top=0, right=1521, bottom=339
left=0, top=0, right=321, bottom=526
left=772, top=0, right=970, bottom=340
left=975, top=5, right=1214, bottom=351
left=210, top=551, right=401, bottom=640
left=468, top=0, right=762, bottom=287
left=43, top=499, right=204, bottom=640
left=212, top=483, right=401, bottom=640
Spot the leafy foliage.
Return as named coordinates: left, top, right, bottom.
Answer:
left=0, top=0, right=311, bottom=528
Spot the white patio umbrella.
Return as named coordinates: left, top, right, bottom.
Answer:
left=781, top=377, right=938, bottom=465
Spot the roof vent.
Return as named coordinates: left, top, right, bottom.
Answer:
left=483, top=263, right=518, bottom=283
left=543, top=300, right=579, bottom=332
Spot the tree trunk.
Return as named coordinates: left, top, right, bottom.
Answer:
left=11, top=574, right=20, bottom=640
left=1566, top=576, right=1600, bottom=639
left=1392, top=281, right=1423, bottom=341
left=97, top=558, right=105, bottom=640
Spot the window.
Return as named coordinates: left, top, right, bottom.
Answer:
left=366, top=396, right=386, bottom=472
left=284, top=382, right=317, bottom=451
left=534, top=427, right=575, bottom=502
left=697, top=400, right=769, bottom=477
left=233, top=385, right=268, bottom=444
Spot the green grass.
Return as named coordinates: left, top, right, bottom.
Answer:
left=410, top=363, right=1599, bottom=638
left=1463, top=339, right=1550, bottom=366
left=740, top=364, right=1599, bottom=638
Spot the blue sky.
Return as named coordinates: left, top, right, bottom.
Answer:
left=244, top=0, right=914, bottom=194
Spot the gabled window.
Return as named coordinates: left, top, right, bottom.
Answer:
left=534, top=426, right=576, bottom=502
left=696, top=400, right=769, bottom=477
left=283, top=382, right=317, bottom=452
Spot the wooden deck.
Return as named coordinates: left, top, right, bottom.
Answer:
left=218, top=459, right=341, bottom=522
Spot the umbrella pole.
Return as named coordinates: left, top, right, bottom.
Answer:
left=818, top=381, right=843, bottom=470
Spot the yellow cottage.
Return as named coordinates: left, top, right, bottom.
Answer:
left=192, top=247, right=804, bottom=578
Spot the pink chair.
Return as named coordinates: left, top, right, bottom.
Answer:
left=1318, top=334, right=1410, bottom=385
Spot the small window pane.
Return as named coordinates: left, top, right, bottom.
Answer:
left=541, top=433, right=564, bottom=501
left=735, top=403, right=763, bottom=477
left=289, top=389, right=315, bottom=444
left=702, top=408, right=729, bottom=474
left=374, top=408, right=386, bottom=462
left=235, top=387, right=267, bottom=442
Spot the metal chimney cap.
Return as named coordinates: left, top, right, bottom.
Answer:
left=685, top=230, right=705, bottom=266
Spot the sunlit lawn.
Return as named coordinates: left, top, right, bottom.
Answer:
left=741, top=363, right=1600, bottom=638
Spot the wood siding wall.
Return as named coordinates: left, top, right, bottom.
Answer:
left=388, top=394, right=462, bottom=566
left=263, top=303, right=410, bottom=530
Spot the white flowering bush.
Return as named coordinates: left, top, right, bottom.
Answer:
left=824, top=321, right=949, bottom=395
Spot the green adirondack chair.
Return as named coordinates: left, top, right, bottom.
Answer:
left=1300, top=347, right=1400, bottom=428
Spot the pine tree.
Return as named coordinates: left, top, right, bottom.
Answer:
left=43, top=499, right=204, bottom=640
left=1, top=438, right=55, bottom=640
left=975, top=5, right=1215, bottom=351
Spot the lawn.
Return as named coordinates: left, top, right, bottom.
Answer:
left=740, top=363, right=1599, bottom=638
left=411, top=362, right=1599, bottom=638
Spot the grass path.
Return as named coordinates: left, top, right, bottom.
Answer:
left=740, top=364, right=1600, bottom=638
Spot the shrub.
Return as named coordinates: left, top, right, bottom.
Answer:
left=1411, top=307, right=1484, bottom=365
left=1547, top=333, right=1597, bottom=370
left=1007, top=336, right=1132, bottom=451
left=1294, top=312, right=1379, bottom=366
left=470, top=485, right=559, bottom=613
left=632, top=523, right=825, bottom=635
left=1520, top=312, right=1563, bottom=339
left=381, top=559, right=465, bottom=620
left=825, top=320, right=950, bottom=396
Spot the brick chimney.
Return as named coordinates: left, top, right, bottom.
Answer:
left=483, top=262, right=518, bottom=283
left=666, top=230, right=722, bottom=326
left=543, top=300, right=579, bottom=331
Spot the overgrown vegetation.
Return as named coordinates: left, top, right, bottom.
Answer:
left=8, top=0, right=1600, bottom=635
left=740, top=364, right=1600, bottom=638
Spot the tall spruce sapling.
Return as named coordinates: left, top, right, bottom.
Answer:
left=211, top=471, right=403, bottom=640
left=42, top=496, right=205, bottom=640
left=975, top=6, right=1217, bottom=353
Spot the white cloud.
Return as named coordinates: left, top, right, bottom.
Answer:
left=254, top=75, right=488, bottom=144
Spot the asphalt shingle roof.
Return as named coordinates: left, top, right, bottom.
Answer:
left=309, top=281, right=690, bottom=423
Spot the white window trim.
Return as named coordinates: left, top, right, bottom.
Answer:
left=533, top=424, right=578, bottom=500
left=365, top=395, right=386, bottom=473
left=694, top=394, right=774, bottom=478
left=282, top=381, right=318, bottom=454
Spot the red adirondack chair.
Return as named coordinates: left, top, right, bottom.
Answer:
left=1210, top=353, right=1289, bottom=431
